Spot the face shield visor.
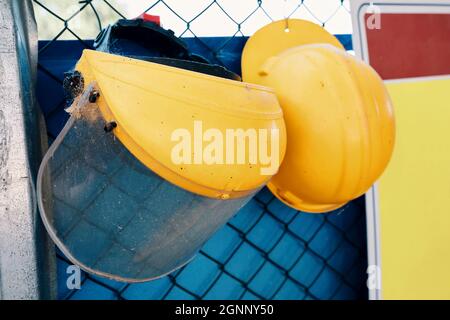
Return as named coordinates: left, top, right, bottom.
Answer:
left=37, top=50, right=286, bottom=282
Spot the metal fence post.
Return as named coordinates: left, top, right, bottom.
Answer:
left=0, top=0, right=55, bottom=300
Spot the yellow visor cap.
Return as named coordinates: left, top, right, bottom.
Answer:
left=76, top=50, right=287, bottom=199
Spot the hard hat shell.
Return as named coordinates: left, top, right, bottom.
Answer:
left=76, top=50, right=287, bottom=199
left=242, top=19, right=344, bottom=84
left=242, top=20, right=395, bottom=213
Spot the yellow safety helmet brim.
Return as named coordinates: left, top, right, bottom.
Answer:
left=241, top=19, right=344, bottom=85
left=267, top=182, right=347, bottom=213
left=76, top=50, right=286, bottom=200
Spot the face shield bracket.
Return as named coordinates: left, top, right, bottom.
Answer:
left=63, top=82, right=97, bottom=118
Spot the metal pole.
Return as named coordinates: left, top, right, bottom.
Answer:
left=0, top=0, right=56, bottom=300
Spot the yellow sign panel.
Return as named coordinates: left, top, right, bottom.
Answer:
left=380, top=77, right=450, bottom=299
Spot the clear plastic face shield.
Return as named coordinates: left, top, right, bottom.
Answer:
left=37, top=84, right=254, bottom=282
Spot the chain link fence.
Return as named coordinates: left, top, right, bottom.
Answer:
left=33, top=0, right=352, bottom=39
left=33, top=0, right=368, bottom=300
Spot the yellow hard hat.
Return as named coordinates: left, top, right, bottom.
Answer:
left=242, top=19, right=395, bottom=213
left=77, top=50, right=286, bottom=199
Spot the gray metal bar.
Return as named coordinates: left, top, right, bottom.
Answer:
left=0, top=0, right=56, bottom=300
